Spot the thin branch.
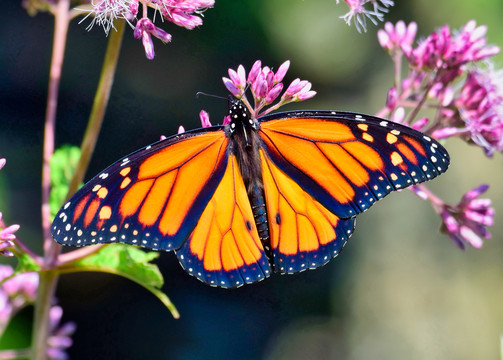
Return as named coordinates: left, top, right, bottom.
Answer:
left=404, top=70, right=441, bottom=125
left=41, top=0, right=71, bottom=261
left=57, top=244, right=105, bottom=265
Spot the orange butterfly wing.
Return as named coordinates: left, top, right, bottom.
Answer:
left=259, top=112, right=449, bottom=219
left=259, top=149, right=355, bottom=273
left=176, top=155, right=271, bottom=287
left=257, top=111, right=449, bottom=271
left=52, top=129, right=230, bottom=251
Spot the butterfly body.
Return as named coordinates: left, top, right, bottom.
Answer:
left=52, top=101, right=449, bottom=288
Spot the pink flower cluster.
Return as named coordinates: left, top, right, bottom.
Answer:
left=440, top=185, right=494, bottom=249
left=433, top=67, right=503, bottom=156
left=407, top=21, right=499, bottom=70
left=85, top=0, right=214, bottom=59
left=457, top=69, right=503, bottom=155
left=222, top=60, right=316, bottom=119
left=377, top=20, right=500, bottom=249
left=190, top=61, right=315, bottom=128
left=378, top=20, right=502, bottom=157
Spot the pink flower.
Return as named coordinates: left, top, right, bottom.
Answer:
left=82, top=0, right=138, bottom=35
left=227, top=65, right=247, bottom=94
left=339, top=0, right=394, bottom=33
left=222, top=115, right=231, bottom=126
left=440, top=184, right=494, bottom=249
left=410, top=117, right=429, bottom=132
left=194, top=109, right=229, bottom=127
left=134, top=18, right=172, bottom=60
left=199, top=110, right=211, bottom=127
left=385, top=87, right=398, bottom=110
left=456, top=67, right=503, bottom=156
left=47, top=306, right=77, bottom=360
left=378, top=21, right=417, bottom=55
left=0, top=212, right=18, bottom=257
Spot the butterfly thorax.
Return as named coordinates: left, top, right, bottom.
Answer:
left=226, top=99, right=263, bottom=195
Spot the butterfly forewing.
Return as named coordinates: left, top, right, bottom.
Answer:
left=52, top=128, right=229, bottom=251
left=258, top=111, right=449, bottom=219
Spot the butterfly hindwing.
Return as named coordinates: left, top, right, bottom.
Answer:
left=52, top=128, right=229, bottom=251
left=176, top=155, right=271, bottom=287
left=258, top=111, right=450, bottom=219
left=259, top=149, right=356, bottom=274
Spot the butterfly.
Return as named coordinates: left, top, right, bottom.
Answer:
left=52, top=99, right=449, bottom=288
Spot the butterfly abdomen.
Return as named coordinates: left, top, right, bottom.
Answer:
left=250, top=184, right=274, bottom=262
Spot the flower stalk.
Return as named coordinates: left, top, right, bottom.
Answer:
left=65, top=19, right=126, bottom=205
left=42, top=0, right=71, bottom=257
left=33, top=15, right=126, bottom=360
left=31, top=271, right=58, bottom=360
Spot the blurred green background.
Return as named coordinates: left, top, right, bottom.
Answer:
left=1, top=0, right=502, bottom=359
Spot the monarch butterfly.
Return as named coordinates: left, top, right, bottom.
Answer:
left=52, top=99, right=449, bottom=288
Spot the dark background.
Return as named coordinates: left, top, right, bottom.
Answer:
left=1, top=0, right=503, bottom=359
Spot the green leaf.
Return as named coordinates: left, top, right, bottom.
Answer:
left=49, top=145, right=82, bottom=220
left=58, top=244, right=179, bottom=318
left=15, top=252, right=41, bottom=273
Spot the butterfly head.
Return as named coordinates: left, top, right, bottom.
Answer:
left=227, top=99, right=259, bottom=135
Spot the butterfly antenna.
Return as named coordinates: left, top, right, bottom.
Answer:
left=195, top=92, right=228, bottom=101
left=242, top=83, right=251, bottom=98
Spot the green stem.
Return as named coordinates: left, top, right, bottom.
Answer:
left=392, top=50, right=402, bottom=93
left=57, top=244, right=104, bottom=265
left=31, top=271, right=58, bottom=360
left=41, top=0, right=70, bottom=262
left=34, top=0, right=70, bottom=357
left=65, top=19, right=126, bottom=201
